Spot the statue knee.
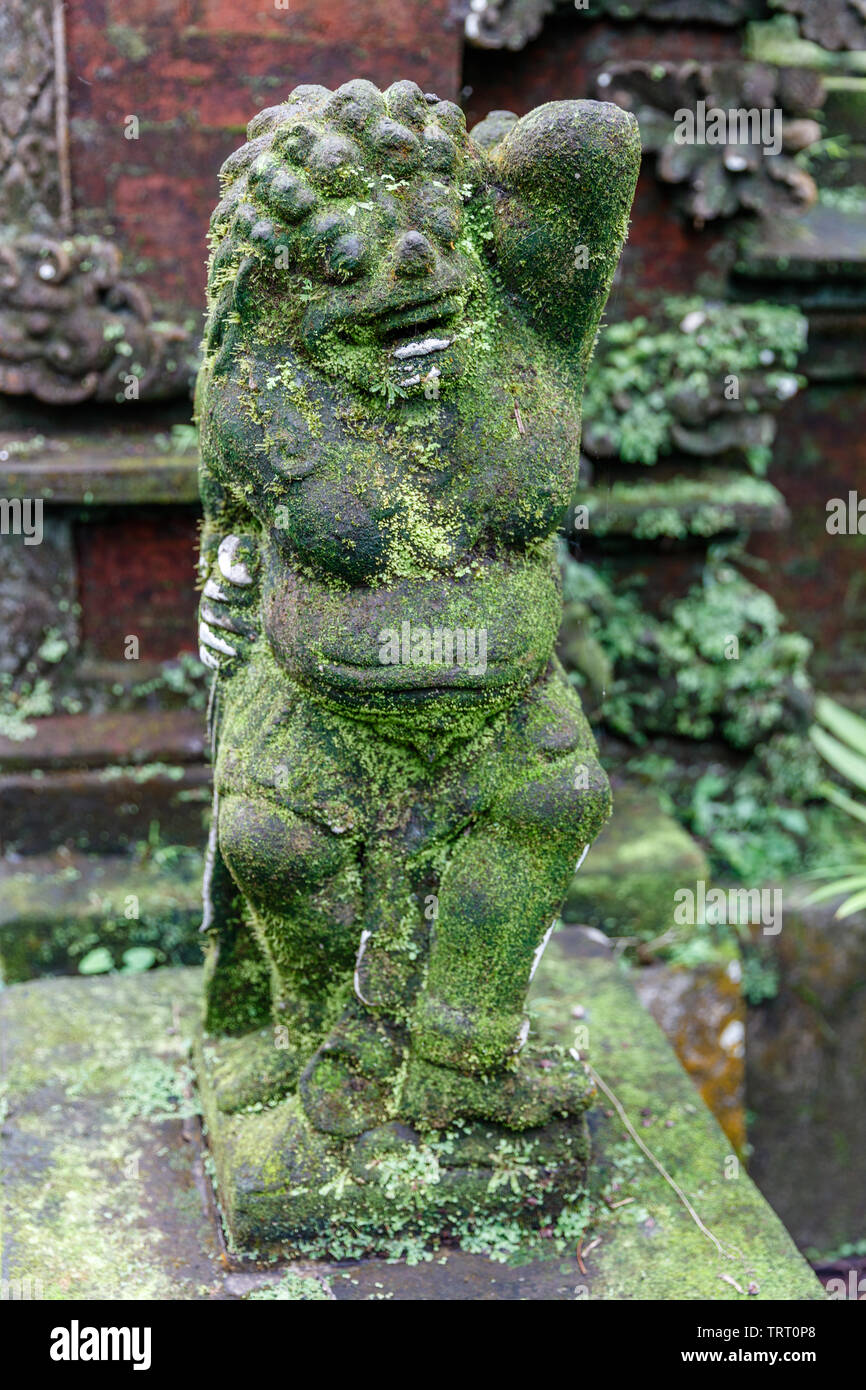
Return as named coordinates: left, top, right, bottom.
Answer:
left=218, top=794, right=350, bottom=910
left=495, top=755, right=611, bottom=855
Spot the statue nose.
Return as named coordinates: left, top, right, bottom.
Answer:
left=394, top=230, right=436, bottom=278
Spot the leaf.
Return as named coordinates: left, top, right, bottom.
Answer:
left=836, top=888, right=866, bottom=919
left=809, top=725, right=866, bottom=793
left=804, top=875, right=866, bottom=905
left=120, top=946, right=158, bottom=973
left=78, top=946, right=114, bottom=975
left=817, top=780, right=866, bottom=825
left=805, top=859, right=866, bottom=879
left=815, top=695, right=866, bottom=759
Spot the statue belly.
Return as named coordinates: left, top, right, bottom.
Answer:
left=260, top=550, right=562, bottom=720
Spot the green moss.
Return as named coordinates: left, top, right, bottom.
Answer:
left=2, top=961, right=822, bottom=1295
left=574, top=473, right=785, bottom=539
left=0, top=672, right=54, bottom=741
left=561, top=548, right=814, bottom=751
left=246, top=1272, right=331, bottom=1299
left=106, top=23, right=150, bottom=62
left=557, top=544, right=830, bottom=881
left=581, top=299, right=807, bottom=470
left=562, top=783, right=710, bottom=941
left=531, top=944, right=822, bottom=1300
left=196, top=1028, right=593, bottom=1261
left=1, top=969, right=207, bottom=1299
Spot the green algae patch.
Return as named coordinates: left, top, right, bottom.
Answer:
left=530, top=935, right=823, bottom=1300
left=0, top=968, right=217, bottom=1301
left=1, top=957, right=822, bottom=1297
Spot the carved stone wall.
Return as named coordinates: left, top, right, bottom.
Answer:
left=463, top=0, right=866, bottom=53
left=0, top=0, right=63, bottom=233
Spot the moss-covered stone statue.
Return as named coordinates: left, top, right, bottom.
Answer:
left=193, top=79, right=639, bottom=1249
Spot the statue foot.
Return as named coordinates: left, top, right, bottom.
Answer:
left=299, top=1008, right=405, bottom=1138
left=399, top=1050, right=595, bottom=1131
left=202, top=1025, right=304, bottom=1113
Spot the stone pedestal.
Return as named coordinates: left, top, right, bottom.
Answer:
left=0, top=928, right=823, bottom=1299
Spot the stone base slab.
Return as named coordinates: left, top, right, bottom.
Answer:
left=0, top=929, right=823, bottom=1299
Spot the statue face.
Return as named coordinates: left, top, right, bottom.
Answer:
left=206, top=80, right=492, bottom=403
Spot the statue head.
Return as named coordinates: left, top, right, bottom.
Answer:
left=203, top=79, right=492, bottom=405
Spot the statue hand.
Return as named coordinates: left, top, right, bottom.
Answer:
left=474, top=100, right=641, bottom=371
left=198, top=533, right=259, bottom=673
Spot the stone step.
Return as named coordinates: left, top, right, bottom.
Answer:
left=0, top=765, right=210, bottom=854
left=572, top=470, right=788, bottom=540
left=0, top=451, right=199, bottom=505
left=0, top=708, right=207, bottom=772
left=0, top=709, right=210, bottom=854
left=734, top=204, right=866, bottom=299
left=0, top=849, right=204, bottom=983
left=562, top=783, right=745, bottom=1146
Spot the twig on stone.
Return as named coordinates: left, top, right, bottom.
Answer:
left=577, top=1053, right=740, bottom=1261
left=720, top=1272, right=745, bottom=1295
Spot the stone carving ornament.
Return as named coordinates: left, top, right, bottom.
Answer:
left=464, top=0, right=763, bottom=51
left=463, top=0, right=866, bottom=53
left=0, top=0, right=197, bottom=408
left=194, top=79, right=639, bottom=1243
left=0, top=234, right=196, bottom=404
left=595, top=61, right=823, bottom=225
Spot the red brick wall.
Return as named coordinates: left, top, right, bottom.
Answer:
left=76, top=511, right=199, bottom=661
left=65, top=0, right=463, bottom=315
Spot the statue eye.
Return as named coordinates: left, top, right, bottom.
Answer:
left=410, top=193, right=460, bottom=247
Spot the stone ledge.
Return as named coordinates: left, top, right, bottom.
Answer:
left=0, top=765, right=210, bottom=854
left=0, top=452, right=199, bottom=505
left=735, top=205, right=866, bottom=289
left=574, top=471, right=788, bottom=539
left=0, top=709, right=207, bottom=773
left=0, top=849, right=204, bottom=983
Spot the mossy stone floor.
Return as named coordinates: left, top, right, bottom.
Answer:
left=0, top=931, right=822, bottom=1300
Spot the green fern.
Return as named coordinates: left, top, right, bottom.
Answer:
left=806, top=697, right=866, bottom=917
